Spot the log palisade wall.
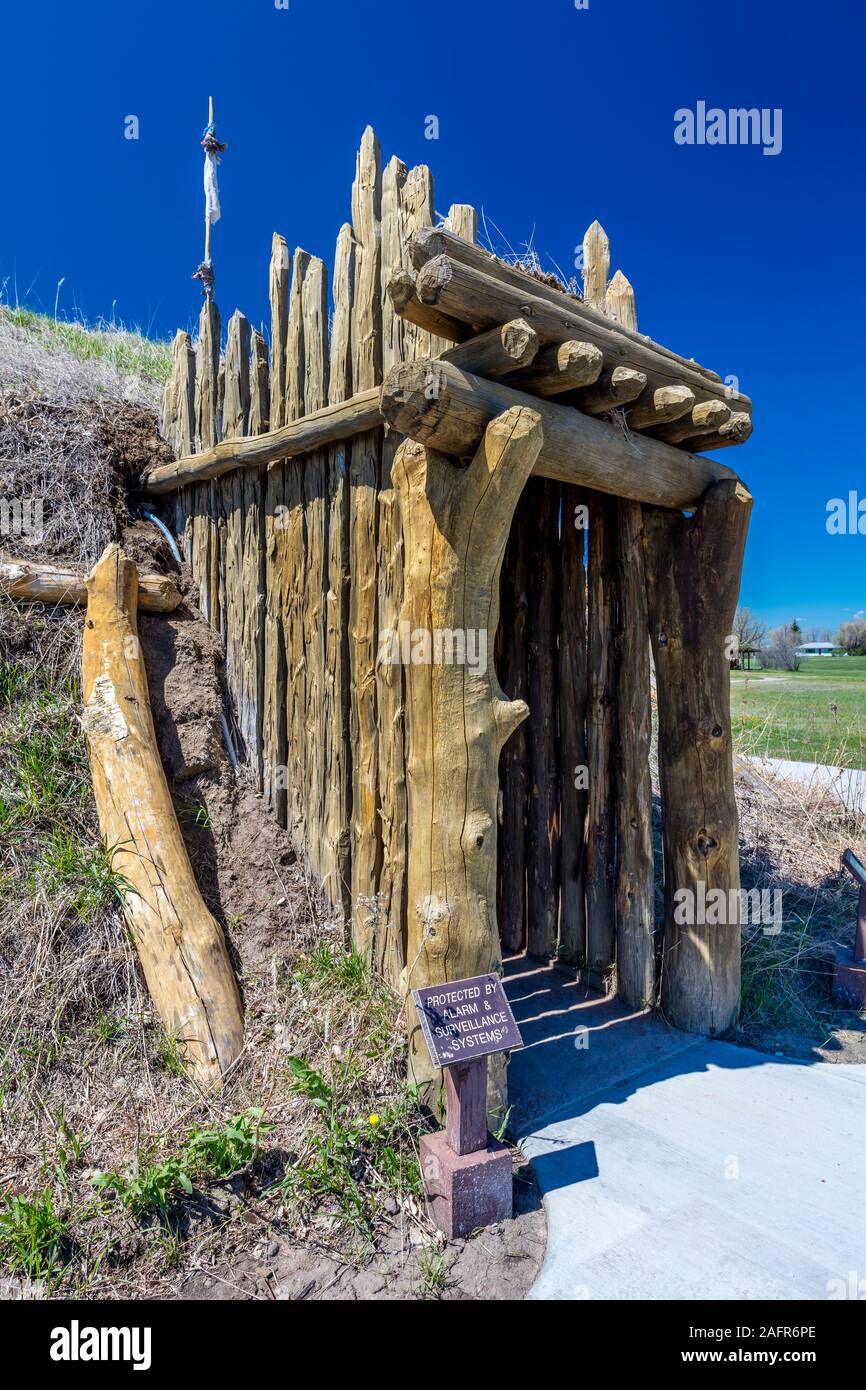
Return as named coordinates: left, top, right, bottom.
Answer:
left=160, top=129, right=484, bottom=985
left=158, top=127, right=752, bottom=1057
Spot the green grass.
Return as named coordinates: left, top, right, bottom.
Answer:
left=92, top=1110, right=272, bottom=1223
left=0, top=1188, right=66, bottom=1281
left=731, top=656, right=866, bottom=767
left=0, top=305, right=173, bottom=384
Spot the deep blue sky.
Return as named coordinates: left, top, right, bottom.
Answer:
left=2, top=0, right=863, bottom=632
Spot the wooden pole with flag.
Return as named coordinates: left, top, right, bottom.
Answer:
left=194, top=95, right=225, bottom=298
left=204, top=95, right=214, bottom=270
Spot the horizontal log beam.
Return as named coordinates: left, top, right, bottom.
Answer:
left=408, top=225, right=724, bottom=384
left=626, top=385, right=695, bottom=431
left=143, top=388, right=382, bottom=494
left=571, top=365, right=647, bottom=415
left=690, top=410, right=753, bottom=451
left=411, top=254, right=751, bottom=426
left=510, top=339, right=603, bottom=396
left=380, top=359, right=741, bottom=510
left=652, top=399, right=731, bottom=445
left=387, top=268, right=468, bottom=344
left=442, top=318, right=539, bottom=378
left=0, top=559, right=181, bottom=611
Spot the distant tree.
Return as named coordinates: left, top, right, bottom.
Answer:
left=791, top=618, right=802, bottom=640
left=836, top=618, right=866, bottom=654
left=804, top=626, right=822, bottom=643
left=732, top=606, right=767, bottom=665
left=762, top=623, right=802, bottom=671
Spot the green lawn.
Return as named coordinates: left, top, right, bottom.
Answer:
left=731, top=656, right=866, bottom=768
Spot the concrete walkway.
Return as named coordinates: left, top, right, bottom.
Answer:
left=741, top=753, right=866, bottom=815
left=504, top=957, right=866, bottom=1301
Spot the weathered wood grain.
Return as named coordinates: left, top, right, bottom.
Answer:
left=349, top=127, right=384, bottom=959
left=558, top=484, right=588, bottom=966
left=1, top=559, right=181, bottom=612
left=643, top=479, right=753, bottom=1034
left=585, top=491, right=617, bottom=977
left=324, top=223, right=355, bottom=926
left=395, top=408, right=543, bottom=1107
left=525, top=477, right=561, bottom=959
left=380, top=359, right=740, bottom=510
left=263, top=234, right=290, bottom=818
left=82, top=545, right=243, bottom=1087
left=496, top=489, right=531, bottom=955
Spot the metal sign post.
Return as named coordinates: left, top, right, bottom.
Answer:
left=835, top=850, right=866, bottom=1007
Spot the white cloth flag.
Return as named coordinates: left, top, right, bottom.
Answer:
left=204, top=151, right=221, bottom=226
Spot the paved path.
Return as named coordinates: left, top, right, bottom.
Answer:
left=741, top=754, right=866, bottom=815
left=504, top=957, right=866, bottom=1301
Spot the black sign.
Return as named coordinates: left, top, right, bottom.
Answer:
left=412, top=973, right=523, bottom=1068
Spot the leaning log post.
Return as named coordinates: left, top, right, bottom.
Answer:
left=394, top=407, right=543, bottom=1103
left=642, top=478, right=753, bottom=1034
left=82, top=545, right=243, bottom=1087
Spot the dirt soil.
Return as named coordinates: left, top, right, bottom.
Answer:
left=0, top=385, right=547, bottom=1301
left=178, top=1154, right=545, bottom=1301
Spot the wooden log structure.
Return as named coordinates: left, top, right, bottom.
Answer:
left=348, top=126, right=384, bottom=962
left=0, top=559, right=181, bottom=612
left=512, top=339, right=603, bottom=396
left=82, top=545, right=243, bottom=1087
left=557, top=484, right=588, bottom=966
left=442, top=318, right=539, bottom=379
left=643, top=479, right=753, bottom=1034
left=525, top=477, right=561, bottom=958
left=407, top=226, right=729, bottom=388
left=146, top=128, right=757, bottom=1095
left=395, top=407, right=543, bottom=1101
left=379, top=358, right=738, bottom=510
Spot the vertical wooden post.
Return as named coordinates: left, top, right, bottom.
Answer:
left=302, top=255, right=330, bottom=882
left=375, top=154, right=410, bottom=982
left=558, top=483, right=588, bottom=966
left=643, top=479, right=753, bottom=1034
left=610, top=273, right=656, bottom=1009
left=615, top=500, right=656, bottom=1007
left=584, top=492, right=618, bottom=978
left=283, top=247, right=310, bottom=852
left=496, top=493, right=530, bottom=954
left=324, top=224, right=355, bottom=928
left=263, top=233, right=290, bottom=818
left=445, top=1058, right=488, bottom=1156
left=395, top=408, right=543, bottom=1102
left=526, top=477, right=561, bottom=959
left=349, top=127, right=383, bottom=958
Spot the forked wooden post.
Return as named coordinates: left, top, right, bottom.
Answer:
left=643, top=479, right=753, bottom=1034
left=394, top=407, right=544, bottom=1102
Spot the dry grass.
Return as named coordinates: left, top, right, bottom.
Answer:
left=734, top=761, right=866, bottom=1046
left=0, top=607, right=429, bottom=1297
left=0, top=314, right=434, bottom=1300
left=0, top=309, right=175, bottom=569
left=0, top=305, right=171, bottom=407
